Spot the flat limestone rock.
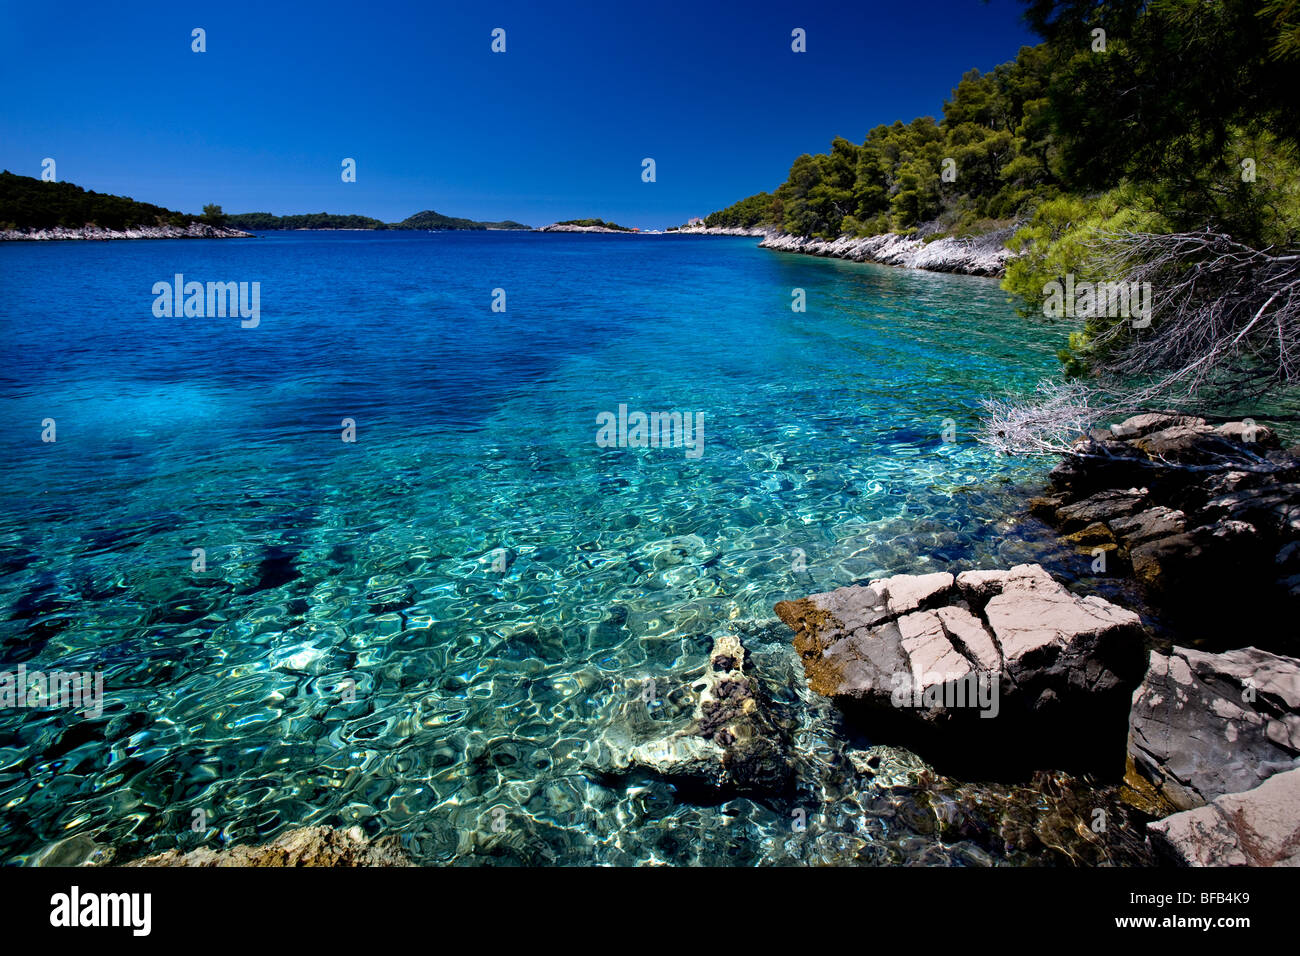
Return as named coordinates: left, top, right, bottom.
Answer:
left=937, top=605, right=1001, bottom=671
left=126, top=826, right=412, bottom=867
left=870, top=571, right=955, bottom=616
left=776, top=564, right=1144, bottom=723
left=955, top=566, right=1046, bottom=605
left=897, top=609, right=972, bottom=705
left=1128, top=646, right=1300, bottom=810
left=1148, top=767, right=1300, bottom=866
left=982, top=569, right=1141, bottom=673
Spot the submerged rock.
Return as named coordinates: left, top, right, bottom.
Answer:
left=1148, top=766, right=1300, bottom=866
left=125, top=826, right=412, bottom=867
left=1128, top=646, right=1300, bottom=810
left=587, top=632, right=794, bottom=795
left=841, top=745, right=1155, bottom=866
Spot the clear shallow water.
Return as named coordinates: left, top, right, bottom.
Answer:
left=0, top=233, right=1146, bottom=865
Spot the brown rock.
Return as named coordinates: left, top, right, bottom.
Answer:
left=1064, top=522, right=1116, bottom=547
left=1148, top=767, right=1300, bottom=866
left=126, top=826, right=412, bottom=867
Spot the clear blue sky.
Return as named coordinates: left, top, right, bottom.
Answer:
left=0, top=0, right=1038, bottom=230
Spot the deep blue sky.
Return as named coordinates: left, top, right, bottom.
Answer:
left=0, top=0, right=1038, bottom=229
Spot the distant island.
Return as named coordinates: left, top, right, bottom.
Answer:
left=2, top=170, right=696, bottom=240
left=0, top=172, right=532, bottom=240
left=225, top=209, right=531, bottom=231
left=539, top=218, right=637, bottom=233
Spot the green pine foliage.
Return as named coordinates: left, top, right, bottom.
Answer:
left=0, top=170, right=194, bottom=231
left=709, top=0, right=1300, bottom=383
left=706, top=43, right=1058, bottom=238
left=225, top=211, right=388, bottom=230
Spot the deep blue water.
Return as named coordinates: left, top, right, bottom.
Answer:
left=0, top=232, right=1121, bottom=865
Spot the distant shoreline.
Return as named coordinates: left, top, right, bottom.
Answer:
left=1, top=220, right=1016, bottom=278
left=1, top=223, right=253, bottom=242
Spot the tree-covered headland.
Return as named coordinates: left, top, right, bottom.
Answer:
left=710, top=0, right=1300, bottom=434
left=0, top=171, right=197, bottom=231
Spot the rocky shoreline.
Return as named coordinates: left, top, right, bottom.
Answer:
left=580, top=410, right=1300, bottom=867
left=759, top=228, right=1015, bottom=277
left=669, top=223, right=1016, bottom=276
left=1, top=223, right=254, bottom=241
left=670, top=225, right=775, bottom=238
left=769, top=564, right=1299, bottom=865
left=54, top=416, right=1297, bottom=868
left=1029, top=412, right=1300, bottom=636
left=667, top=223, right=1015, bottom=276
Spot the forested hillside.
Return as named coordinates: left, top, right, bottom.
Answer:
left=711, top=0, right=1300, bottom=416
left=709, top=0, right=1298, bottom=248
left=0, top=171, right=196, bottom=231
left=225, top=211, right=388, bottom=230
left=227, top=209, right=531, bottom=230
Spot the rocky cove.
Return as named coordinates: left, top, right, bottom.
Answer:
left=92, top=415, right=1299, bottom=869
left=571, top=413, right=1299, bottom=868
left=9, top=228, right=1295, bottom=870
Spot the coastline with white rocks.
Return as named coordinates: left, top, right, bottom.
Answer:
left=669, top=225, right=775, bottom=238
left=1, top=223, right=254, bottom=241
left=670, top=223, right=1017, bottom=277
left=758, top=227, right=1016, bottom=277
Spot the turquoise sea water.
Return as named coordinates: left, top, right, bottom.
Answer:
left=0, top=232, right=1143, bottom=865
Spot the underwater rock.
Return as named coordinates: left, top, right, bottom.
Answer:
left=587, top=632, right=794, bottom=795
left=31, top=833, right=117, bottom=867
left=1148, top=766, right=1300, bottom=866
left=844, top=744, right=1155, bottom=865
left=124, top=826, right=412, bottom=867
left=1128, top=646, right=1300, bottom=811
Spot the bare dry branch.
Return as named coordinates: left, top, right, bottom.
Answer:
left=1084, top=229, right=1300, bottom=404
